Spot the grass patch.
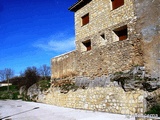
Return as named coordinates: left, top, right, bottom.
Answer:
left=0, top=85, right=20, bottom=100
left=146, top=104, right=160, bottom=117
left=0, top=91, right=19, bottom=100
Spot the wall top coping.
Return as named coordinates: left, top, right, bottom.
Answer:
left=51, top=50, right=76, bottom=60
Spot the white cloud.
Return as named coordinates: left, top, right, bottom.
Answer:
left=33, top=33, right=75, bottom=53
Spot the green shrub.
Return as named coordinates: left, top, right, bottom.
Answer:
left=12, top=91, right=19, bottom=99
left=52, top=80, right=78, bottom=93
left=0, top=86, right=7, bottom=91
left=0, top=85, right=18, bottom=91
left=114, top=71, right=123, bottom=75
left=38, top=79, right=51, bottom=91
left=0, top=85, right=19, bottom=100
left=146, top=104, right=160, bottom=117
left=0, top=91, right=19, bottom=100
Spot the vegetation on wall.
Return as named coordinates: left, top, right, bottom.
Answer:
left=146, top=104, right=160, bottom=117
left=38, top=79, right=51, bottom=91
left=52, top=79, right=78, bottom=93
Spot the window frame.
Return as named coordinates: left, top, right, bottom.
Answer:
left=113, top=25, right=128, bottom=41
left=82, top=40, right=91, bottom=51
left=111, top=0, right=124, bottom=10
left=81, top=13, right=89, bottom=26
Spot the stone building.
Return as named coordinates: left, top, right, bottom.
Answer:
left=38, top=0, right=160, bottom=116
left=51, top=0, right=160, bottom=80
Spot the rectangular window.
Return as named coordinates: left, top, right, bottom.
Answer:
left=113, top=25, right=128, bottom=41
left=81, top=13, right=89, bottom=26
left=82, top=40, right=91, bottom=51
left=111, top=0, right=124, bottom=10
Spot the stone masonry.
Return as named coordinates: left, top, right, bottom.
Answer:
left=51, top=38, right=143, bottom=79
left=39, top=87, right=147, bottom=115
left=74, top=0, right=135, bottom=52
left=48, top=0, right=160, bottom=117
left=51, top=0, right=145, bottom=80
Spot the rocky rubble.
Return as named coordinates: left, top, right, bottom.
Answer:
left=74, top=66, right=160, bottom=92
left=19, top=84, right=44, bottom=101
left=19, top=66, right=160, bottom=115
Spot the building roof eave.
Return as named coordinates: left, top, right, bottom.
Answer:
left=68, top=0, right=92, bottom=12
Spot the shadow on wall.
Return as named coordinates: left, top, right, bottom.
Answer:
left=135, top=0, right=160, bottom=78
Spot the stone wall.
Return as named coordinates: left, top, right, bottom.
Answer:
left=75, top=0, right=135, bottom=52
left=49, top=0, right=160, bottom=116
left=51, top=39, right=143, bottom=79
left=134, top=0, right=160, bottom=78
left=39, top=87, right=146, bottom=115
left=76, top=39, right=143, bottom=77
left=51, top=51, right=77, bottom=79
left=51, top=0, right=160, bottom=80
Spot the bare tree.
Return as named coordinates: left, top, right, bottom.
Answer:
left=0, top=70, right=5, bottom=81
left=0, top=68, right=14, bottom=91
left=5, top=68, right=14, bottom=91
left=19, top=70, right=25, bottom=77
left=39, top=64, right=50, bottom=79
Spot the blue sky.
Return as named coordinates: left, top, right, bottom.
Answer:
left=0, top=0, right=77, bottom=76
